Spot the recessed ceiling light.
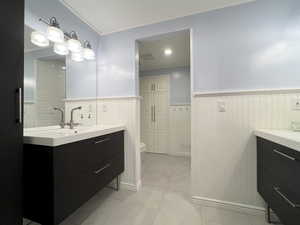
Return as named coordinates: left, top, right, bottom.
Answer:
left=164, top=48, right=172, bottom=56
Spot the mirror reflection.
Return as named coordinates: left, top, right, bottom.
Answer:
left=24, top=0, right=98, bottom=129
left=24, top=25, right=66, bottom=128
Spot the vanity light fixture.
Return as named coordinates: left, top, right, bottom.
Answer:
left=54, top=41, right=69, bottom=56
left=67, top=31, right=82, bottom=53
left=31, top=17, right=96, bottom=62
left=83, top=41, right=95, bottom=60
left=46, top=17, right=64, bottom=43
left=71, top=50, right=84, bottom=62
left=31, top=31, right=49, bottom=47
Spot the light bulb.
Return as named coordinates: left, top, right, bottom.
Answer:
left=47, top=26, right=64, bottom=43
left=83, top=48, right=95, bottom=60
left=71, top=51, right=84, bottom=62
left=31, top=31, right=49, bottom=47
left=54, top=42, right=69, bottom=55
left=68, top=39, right=82, bottom=52
left=164, top=48, right=172, bottom=56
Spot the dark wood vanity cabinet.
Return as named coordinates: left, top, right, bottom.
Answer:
left=0, top=0, right=24, bottom=224
left=257, top=137, right=300, bottom=225
left=24, top=131, right=124, bottom=225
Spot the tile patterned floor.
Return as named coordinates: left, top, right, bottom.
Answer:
left=24, top=152, right=270, bottom=225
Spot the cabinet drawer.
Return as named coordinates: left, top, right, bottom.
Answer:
left=90, top=131, right=124, bottom=165
left=91, top=155, right=124, bottom=190
left=262, top=172, right=300, bottom=225
left=261, top=139, right=300, bottom=185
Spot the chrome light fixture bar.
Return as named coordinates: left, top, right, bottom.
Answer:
left=30, top=17, right=96, bottom=62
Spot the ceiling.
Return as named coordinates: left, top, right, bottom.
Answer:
left=62, top=0, right=254, bottom=34
left=139, top=30, right=190, bottom=71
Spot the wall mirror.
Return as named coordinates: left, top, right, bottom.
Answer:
left=24, top=0, right=98, bottom=129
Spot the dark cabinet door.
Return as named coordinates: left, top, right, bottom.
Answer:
left=0, top=0, right=24, bottom=225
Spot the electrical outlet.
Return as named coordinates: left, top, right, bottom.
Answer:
left=102, top=104, right=107, bottom=112
left=217, top=101, right=226, bottom=112
left=292, top=97, right=300, bottom=110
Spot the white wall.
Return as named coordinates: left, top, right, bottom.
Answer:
left=169, top=105, right=191, bottom=156
left=36, top=60, right=66, bottom=127
left=24, top=60, right=66, bottom=128
left=140, top=67, right=191, bottom=105
left=24, top=103, right=36, bottom=128
left=64, top=100, right=97, bottom=126
left=191, top=92, right=300, bottom=210
left=64, top=97, right=141, bottom=190
left=97, top=98, right=141, bottom=190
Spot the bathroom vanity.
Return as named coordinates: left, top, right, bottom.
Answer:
left=23, top=125, right=125, bottom=225
left=255, top=129, right=300, bottom=225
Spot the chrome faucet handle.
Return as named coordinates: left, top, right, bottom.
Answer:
left=53, top=107, right=65, bottom=128
left=69, top=106, right=82, bottom=129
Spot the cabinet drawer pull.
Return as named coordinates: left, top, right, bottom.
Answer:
left=94, top=163, right=111, bottom=174
left=274, top=187, right=300, bottom=208
left=273, top=149, right=296, bottom=161
left=94, top=138, right=110, bottom=144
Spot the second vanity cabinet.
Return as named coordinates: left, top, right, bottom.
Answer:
left=24, top=131, right=124, bottom=225
left=257, top=137, right=300, bottom=225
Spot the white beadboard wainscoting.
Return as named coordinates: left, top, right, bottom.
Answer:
left=169, top=105, right=191, bottom=156
left=191, top=92, right=300, bottom=214
left=65, top=97, right=142, bottom=191
left=96, top=97, right=141, bottom=191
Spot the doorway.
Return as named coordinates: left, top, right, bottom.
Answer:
left=138, top=30, right=191, bottom=191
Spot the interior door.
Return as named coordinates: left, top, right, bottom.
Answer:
left=0, top=0, right=24, bottom=224
left=153, top=76, right=169, bottom=154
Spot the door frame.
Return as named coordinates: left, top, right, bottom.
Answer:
left=135, top=28, right=194, bottom=189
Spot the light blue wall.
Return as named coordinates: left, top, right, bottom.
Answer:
left=25, top=0, right=99, bottom=99
left=140, top=67, right=191, bottom=105
left=98, top=0, right=300, bottom=97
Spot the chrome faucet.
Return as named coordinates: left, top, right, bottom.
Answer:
left=53, top=107, right=65, bottom=128
left=67, top=106, right=82, bottom=129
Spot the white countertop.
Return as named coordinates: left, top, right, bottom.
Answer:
left=254, top=129, right=300, bottom=152
left=24, top=125, right=126, bottom=147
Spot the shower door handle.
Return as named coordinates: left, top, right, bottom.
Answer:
left=153, top=105, right=156, bottom=122
left=151, top=105, right=154, bottom=122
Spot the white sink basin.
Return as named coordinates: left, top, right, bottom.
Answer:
left=24, top=125, right=126, bottom=147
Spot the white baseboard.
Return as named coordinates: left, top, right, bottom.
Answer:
left=120, top=181, right=140, bottom=192
left=192, top=196, right=265, bottom=216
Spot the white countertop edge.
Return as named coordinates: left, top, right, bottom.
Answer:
left=24, top=125, right=126, bottom=147
left=254, top=129, right=300, bottom=153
